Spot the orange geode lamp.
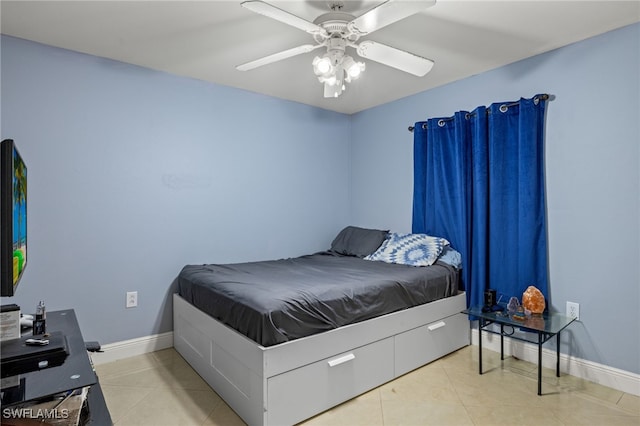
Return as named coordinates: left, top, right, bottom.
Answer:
left=522, top=285, right=546, bottom=314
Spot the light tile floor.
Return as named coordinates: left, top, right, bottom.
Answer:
left=95, top=346, right=639, bottom=425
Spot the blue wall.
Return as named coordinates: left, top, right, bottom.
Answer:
left=2, top=22, right=638, bottom=375
left=1, top=35, right=351, bottom=344
left=350, top=23, right=639, bottom=374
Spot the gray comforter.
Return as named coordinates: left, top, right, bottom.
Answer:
left=177, top=251, right=459, bottom=346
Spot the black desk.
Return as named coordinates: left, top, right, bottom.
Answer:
left=463, top=307, right=576, bottom=395
left=0, top=309, right=112, bottom=425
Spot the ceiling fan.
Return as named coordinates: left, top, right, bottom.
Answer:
left=237, top=0, right=436, bottom=98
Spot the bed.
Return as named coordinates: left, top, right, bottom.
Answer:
left=173, top=227, right=469, bottom=425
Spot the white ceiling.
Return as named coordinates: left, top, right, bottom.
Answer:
left=2, top=1, right=639, bottom=114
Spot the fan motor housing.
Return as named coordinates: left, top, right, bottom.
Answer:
left=313, top=12, right=354, bottom=35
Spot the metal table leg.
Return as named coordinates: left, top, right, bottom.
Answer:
left=538, top=332, right=543, bottom=395
left=556, top=332, right=561, bottom=377
left=500, top=323, right=504, bottom=360
left=478, top=320, right=483, bottom=374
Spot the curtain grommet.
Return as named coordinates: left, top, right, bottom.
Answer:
left=499, top=104, right=508, bottom=113
left=438, top=119, right=446, bottom=127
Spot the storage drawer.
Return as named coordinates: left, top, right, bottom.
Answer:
left=267, top=337, right=394, bottom=425
left=394, top=313, right=469, bottom=376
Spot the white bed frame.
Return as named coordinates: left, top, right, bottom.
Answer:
left=173, top=292, right=469, bottom=426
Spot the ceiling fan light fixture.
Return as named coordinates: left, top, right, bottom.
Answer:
left=321, top=64, right=347, bottom=98
left=343, top=56, right=365, bottom=81
left=312, top=55, right=333, bottom=76
left=313, top=53, right=363, bottom=97
left=324, top=74, right=338, bottom=86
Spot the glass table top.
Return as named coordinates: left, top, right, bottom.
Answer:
left=463, top=307, right=576, bottom=335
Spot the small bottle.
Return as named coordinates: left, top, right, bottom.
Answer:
left=33, top=300, right=46, bottom=335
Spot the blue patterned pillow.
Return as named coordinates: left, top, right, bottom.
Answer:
left=364, top=233, right=449, bottom=267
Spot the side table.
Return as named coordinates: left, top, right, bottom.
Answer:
left=463, top=307, right=576, bottom=395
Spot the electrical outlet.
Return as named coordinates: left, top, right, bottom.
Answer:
left=126, top=291, right=138, bottom=308
left=566, top=301, right=579, bottom=320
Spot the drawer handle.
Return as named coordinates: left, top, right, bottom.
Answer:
left=427, top=321, right=446, bottom=331
left=328, top=353, right=355, bottom=367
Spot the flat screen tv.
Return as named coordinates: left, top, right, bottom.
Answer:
left=1, top=139, right=27, bottom=297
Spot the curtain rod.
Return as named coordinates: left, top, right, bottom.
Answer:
left=407, top=94, right=550, bottom=132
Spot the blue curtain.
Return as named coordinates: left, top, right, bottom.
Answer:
left=413, top=95, right=548, bottom=309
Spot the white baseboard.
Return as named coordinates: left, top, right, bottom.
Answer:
left=89, top=331, right=173, bottom=365
left=87, top=329, right=639, bottom=397
left=471, top=328, right=640, bottom=396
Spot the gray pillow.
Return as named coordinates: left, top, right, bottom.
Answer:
left=330, top=226, right=389, bottom=258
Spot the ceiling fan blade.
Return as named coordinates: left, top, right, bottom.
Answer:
left=237, top=44, right=322, bottom=71
left=241, top=1, right=326, bottom=36
left=349, top=0, right=436, bottom=35
left=356, top=40, right=434, bottom=76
